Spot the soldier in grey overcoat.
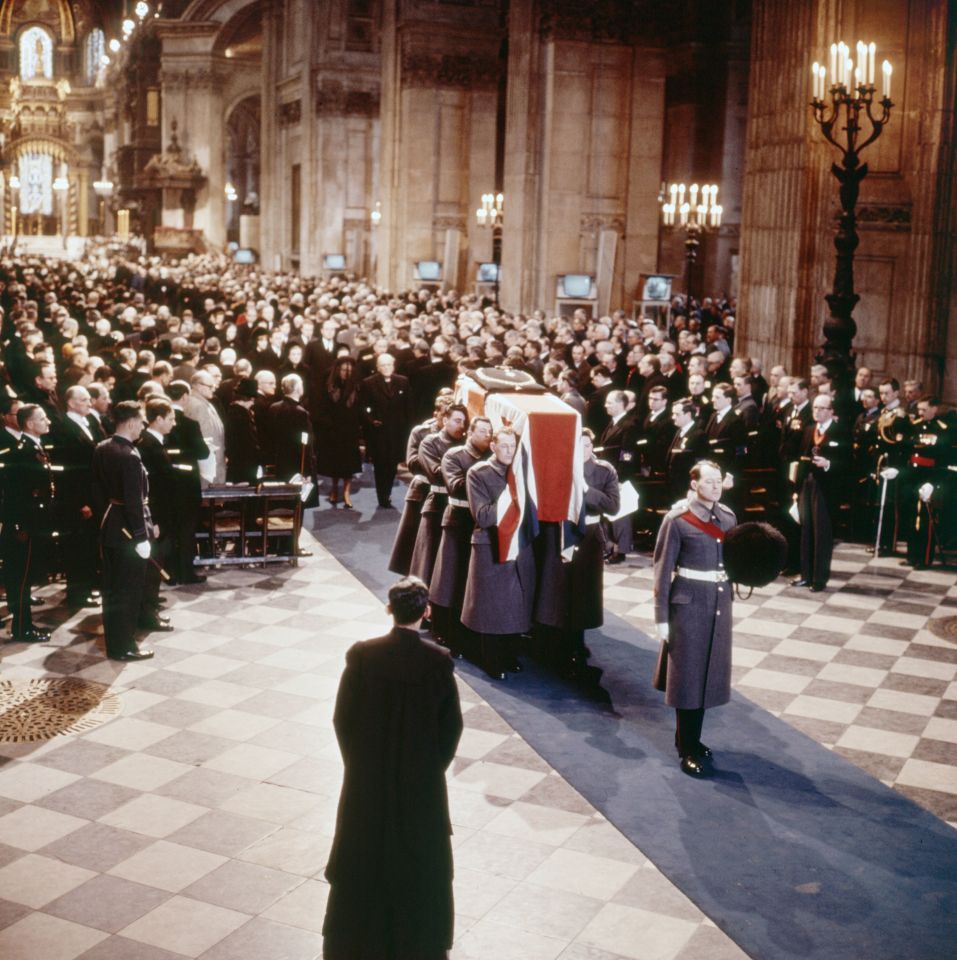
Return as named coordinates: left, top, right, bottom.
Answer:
left=388, top=403, right=447, bottom=575
left=429, top=417, right=492, bottom=653
left=652, top=459, right=736, bottom=777
left=409, top=405, right=468, bottom=586
left=461, top=428, right=536, bottom=679
left=534, top=429, right=620, bottom=677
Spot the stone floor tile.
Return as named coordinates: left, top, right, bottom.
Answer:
left=182, top=859, right=302, bottom=914
left=259, top=878, right=330, bottom=933
left=576, top=902, right=698, bottom=960
left=0, top=911, right=108, bottom=960
left=0, top=804, right=87, bottom=852
left=44, top=874, right=171, bottom=934
left=199, top=916, right=324, bottom=960
left=108, top=840, right=227, bottom=893
left=0, top=853, right=96, bottom=908
left=118, top=895, right=248, bottom=958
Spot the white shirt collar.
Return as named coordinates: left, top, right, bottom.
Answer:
left=716, top=407, right=730, bottom=421
left=680, top=421, right=694, bottom=436
left=146, top=428, right=165, bottom=445
left=611, top=411, right=626, bottom=425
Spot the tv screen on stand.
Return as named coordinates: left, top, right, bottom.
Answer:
left=477, top=262, right=499, bottom=283
left=416, top=261, right=441, bottom=281
left=561, top=274, right=593, bottom=299
left=323, top=254, right=346, bottom=270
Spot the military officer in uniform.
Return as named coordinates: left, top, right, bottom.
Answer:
left=389, top=397, right=451, bottom=575
left=653, top=460, right=736, bottom=777
left=91, top=401, right=155, bottom=661
left=2, top=404, right=55, bottom=642
left=428, top=417, right=492, bottom=654
left=902, top=395, right=950, bottom=569
left=461, top=428, right=536, bottom=680
left=409, top=404, right=468, bottom=588
left=874, top=378, right=913, bottom=555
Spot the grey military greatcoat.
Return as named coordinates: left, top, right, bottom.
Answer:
left=409, top=429, right=456, bottom=586
left=461, top=459, right=535, bottom=635
left=429, top=441, right=485, bottom=608
left=388, top=419, right=434, bottom=575
left=652, top=496, right=736, bottom=709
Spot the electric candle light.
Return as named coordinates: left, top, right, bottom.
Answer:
left=868, top=43, right=875, bottom=85
left=882, top=60, right=892, bottom=99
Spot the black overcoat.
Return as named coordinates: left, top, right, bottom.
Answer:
left=323, top=628, right=462, bottom=960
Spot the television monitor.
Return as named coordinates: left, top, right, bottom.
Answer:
left=323, top=254, right=346, bottom=270
left=416, top=260, right=441, bottom=281
left=560, top=274, right=594, bottom=299
left=642, top=274, right=672, bottom=301
left=233, top=248, right=258, bottom=264
left=477, top=262, right=500, bottom=283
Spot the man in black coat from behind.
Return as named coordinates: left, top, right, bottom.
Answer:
left=268, top=372, right=316, bottom=481
left=224, top=378, right=262, bottom=484
left=323, top=576, right=463, bottom=960
left=361, top=353, right=412, bottom=508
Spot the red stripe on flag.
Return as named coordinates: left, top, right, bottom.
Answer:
left=528, top=410, right=576, bottom=521
left=497, top=467, right=521, bottom=562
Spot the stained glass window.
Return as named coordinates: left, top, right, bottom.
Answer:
left=20, top=26, right=54, bottom=81
left=86, top=29, right=105, bottom=86
left=19, top=153, right=53, bottom=215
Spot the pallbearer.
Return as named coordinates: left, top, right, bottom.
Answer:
left=429, top=417, right=492, bottom=654
left=461, top=427, right=536, bottom=680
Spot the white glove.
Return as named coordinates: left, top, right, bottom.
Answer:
left=135, top=541, right=151, bottom=560
left=656, top=623, right=669, bottom=641
left=880, top=467, right=899, bottom=480
left=919, top=482, right=934, bottom=503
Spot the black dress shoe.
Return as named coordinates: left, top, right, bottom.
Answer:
left=138, top=616, right=174, bottom=632
left=790, top=578, right=811, bottom=587
left=697, top=743, right=713, bottom=760
left=810, top=583, right=826, bottom=593
left=605, top=553, right=626, bottom=566
left=30, top=594, right=43, bottom=606
left=110, top=648, right=155, bottom=661
left=506, top=660, right=523, bottom=673
left=11, top=627, right=51, bottom=643
left=680, top=755, right=706, bottom=777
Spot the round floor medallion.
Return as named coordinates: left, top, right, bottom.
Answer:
left=928, top=616, right=957, bottom=645
left=0, top=678, right=122, bottom=742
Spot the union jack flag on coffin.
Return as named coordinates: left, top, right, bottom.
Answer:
left=457, top=375, right=585, bottom=562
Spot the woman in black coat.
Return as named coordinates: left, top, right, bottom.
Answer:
left=316, top=356, right=362, bottom=507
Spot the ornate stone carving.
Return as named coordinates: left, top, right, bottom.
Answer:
left=856, top=204, right=912, bottom=231
left=141, top=119, right=204, bottom=187
left=278, top=99, right=302, bottom=126
left=401, top=51, right=499, bottom=89
left=315, top=79, right=380, bottom=117
left=580, top=214, right=626, bottom=235
left=159, top=68, right=218, bottom=90
left=539, top=0, right=656, bottom=43
left=433, top=215, right=468, bottom=231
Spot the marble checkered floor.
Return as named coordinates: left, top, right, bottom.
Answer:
left=609, top=544, right=957, bottom=828
left=0, top=528, right=749, bottom=960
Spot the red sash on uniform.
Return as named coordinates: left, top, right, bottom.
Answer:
left=679, top=510, right=725, bottom=542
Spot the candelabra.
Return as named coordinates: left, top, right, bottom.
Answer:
left=660, top=182, right=722, bottom=306
left=475, top=192, right=504, bottom=306
left=810, top=40, right=893, bottom=385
